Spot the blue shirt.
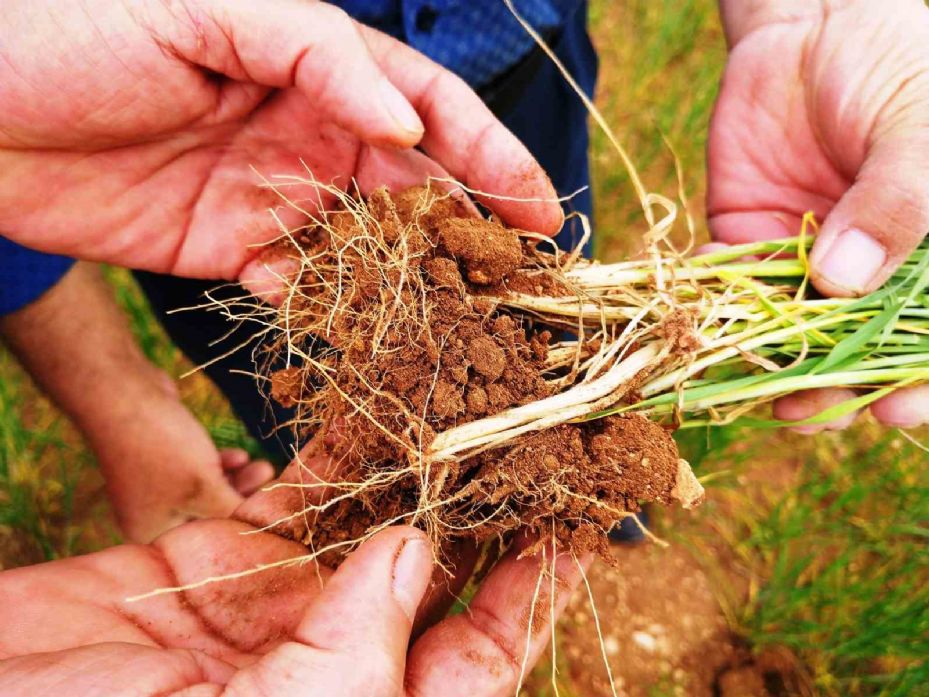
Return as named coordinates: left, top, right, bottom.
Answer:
left=336, top=0, right=582, bottom=86
left=0, top=237, right=74, bottom=315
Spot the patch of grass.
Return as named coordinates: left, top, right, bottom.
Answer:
left=588, top=0, right=724, bottom=261
left=742, top=429, right=929, bottom=696
left=0, top=352, right=115, bottom=567
left=674, top=422, right=929, bottom=697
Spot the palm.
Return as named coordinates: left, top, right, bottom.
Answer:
left=0, top=440, right=587, bottom=695
left=708, top=4, right=929, bottom=258
left=0, top=0, right=561, bottom=282
left=0, top=519, right=325, bottom=691
left=708, top=25, right=846, bottom=243
left=11, top=89, right=368, bottom=279
left=709, top=0, right=929, bottom=430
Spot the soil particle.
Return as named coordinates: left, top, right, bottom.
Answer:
left=500, top=268, right=571, bottom=297
left=587, top=415, right=680, bottom=505
left=658, top=308, right=701, bottom=354
left=438, top=217, right=522, bottom=285
left=429, top=381, right=466, bottom=419
left=422, top=257, right=465, bottom=293
left=467, top=335, right=506, bottom=380
left=270, top=367, right=302, bottom=408
left=465, top=386, right=489, bottom=415
left=486, top=383, right=513, bottom=409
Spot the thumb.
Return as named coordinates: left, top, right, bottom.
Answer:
left=225, top=526, right=433, bottom=696
left=165, top=0, right=424, bottom=147
left=810, top=129, right=929, bottom=297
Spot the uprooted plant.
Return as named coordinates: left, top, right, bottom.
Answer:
left=199, top=181, right=929, bottom=570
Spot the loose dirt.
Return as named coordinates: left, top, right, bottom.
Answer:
left=544, top=541, right=783, bottom=697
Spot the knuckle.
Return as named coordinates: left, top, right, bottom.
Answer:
left=314, top=3, right=357, bottom=41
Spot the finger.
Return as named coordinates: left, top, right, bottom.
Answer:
left=183, top=479, right=245, bottom=522
left=870, top=384, right=929, bottom=428
left=412, top=538, right=481, bottom=639
left=709, top=210, right=805, bottom=246
left=239, top=254, right=303, bottom=306
left=232, top=429, right=475, bottom=632
left=407, top=538, right=592, bottom=696
left=360, top=27, right=564, bottom=236
left=229, top=460, right=276, bottom=497
left=356, top=146, right=479, bottom=219
left=233, top=434, right=341, bottom=537
left=810, top=130, right=929, bottom=297
left=164, top=0, right=423, bottom=147
left=218, top=448, right=250, bottom=470
left=225, top=526, right=432, bottom=696
left=772, top=387, right=860, bottom=434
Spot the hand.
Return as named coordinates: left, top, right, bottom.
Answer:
left=0, top=0, right=562, bottom=285
left=0, top=261, right=275, bottom=543
left=0, top=513, right=585, bottom=696
left=99, top=367, right=275, bottom=544
left=0, top=438, right=590, bottom=695
left=708, top=0, right=929, bottom=429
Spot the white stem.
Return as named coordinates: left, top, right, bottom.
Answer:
left=429, top=342, right=662, bottom=460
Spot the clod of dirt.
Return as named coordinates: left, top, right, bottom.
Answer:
left=270, top=367, right=303, bottom=408
left=438, top=217, right=523, bottom=285
left=468, top=336, right=506, bottom=380
left=263, top=185, right=694, bottom=564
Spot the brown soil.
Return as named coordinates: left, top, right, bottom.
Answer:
left=265, top=186, right=686, bottom=562
left=541, top=542, right=786, bottom=697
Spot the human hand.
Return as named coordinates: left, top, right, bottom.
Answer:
left=98, top=366, right=275, bottom=544
left=0, top=447, right=588, bottom=695
left=708, top=0, right=929, bottom=430
left=0, top=0, right=562, bottom=285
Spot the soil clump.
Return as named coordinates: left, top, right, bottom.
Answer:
left=266, top=186, right=687, bottom=561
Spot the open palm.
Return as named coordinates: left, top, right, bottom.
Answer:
left=709, top=0, right=929, bottom=429
left=0, top=445, right=587, bottom=695
left=0, top=0, right=562, bottom=282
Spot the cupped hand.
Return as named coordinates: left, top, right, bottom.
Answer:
left=0, top=443, right=588, bottom=696
left=708, top=0, right=929, bottom=430
left=0, top=0, right=562, bottom=284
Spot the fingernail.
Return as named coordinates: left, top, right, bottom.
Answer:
left=379, top=79, right=424, bottom=136
left=240, top=257, right=301, bottom=306
left=391, top=537, right=431, bottom=620
left=816, top=228, right=886, bottom=293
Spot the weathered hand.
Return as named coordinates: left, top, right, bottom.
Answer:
left=0, top=0, right=562, bottom=285
left=0, top=445, right=587, bottom=696
left=709, top=0, right=929, bottom=429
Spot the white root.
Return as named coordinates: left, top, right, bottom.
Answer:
left=428, top=342, right=664, bottom=461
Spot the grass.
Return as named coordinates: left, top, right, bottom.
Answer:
left=0, top=350, right=116, bottom=566
left=745, top=431, right=929, bottom=695
left=1, top=0, right=927, bottom=694
left=676, top=423, right=929, bottom=697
